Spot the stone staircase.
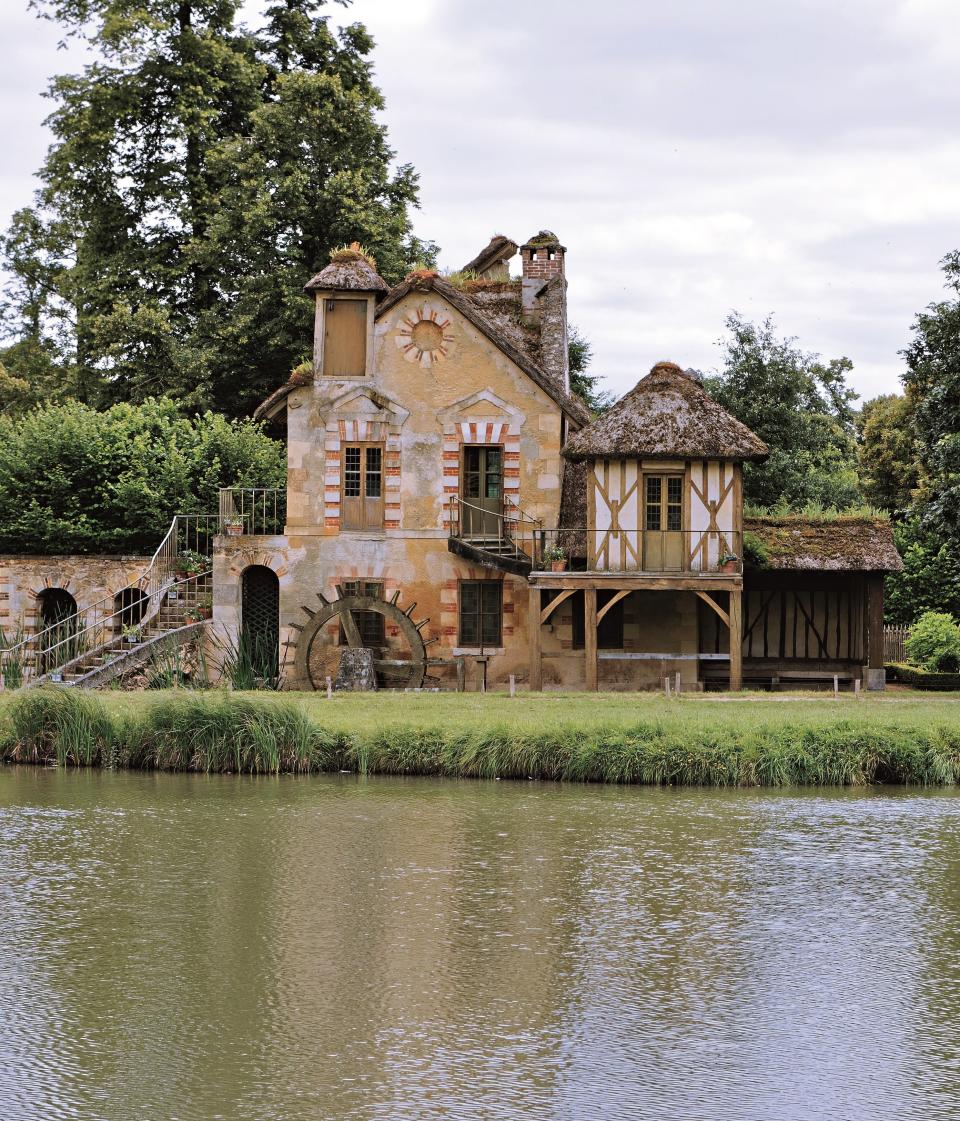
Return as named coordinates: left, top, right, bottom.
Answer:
left=1, top=513, right=222, bottom=691
left=36, top=576, right=212, bottom=688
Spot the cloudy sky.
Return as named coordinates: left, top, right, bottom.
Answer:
left=3, top=0, right=959, bottom=401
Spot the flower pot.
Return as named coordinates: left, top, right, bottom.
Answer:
left=550, top=560, right=568, bottom=573
left=225, top=523, right=243, bottom=537
left=199, top=607, right=212, bottom=620
left=720, top=560, right=737, bottom=574
left=175, top=570, right=190, bottom=581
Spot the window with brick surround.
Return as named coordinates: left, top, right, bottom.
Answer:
left=459, top=581, right=502, bottom=647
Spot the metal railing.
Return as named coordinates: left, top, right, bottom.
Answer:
left=448, top=501, right=743, bottom=574
left=448, top=495, right=543, bottom=557
left=0, top=514, right=220, bottom=689
left=219, top=488, right=287, bottom=537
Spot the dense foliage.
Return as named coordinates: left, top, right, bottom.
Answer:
left=904, top=611, right=960, bottom=672
left=1, top=0, right=434, bottom=418
left=0, top=398, right=284, bottom=553
left=706, top=313, right=860, bottom=510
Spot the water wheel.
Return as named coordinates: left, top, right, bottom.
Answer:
left=290, top=585, right=431, bottom=690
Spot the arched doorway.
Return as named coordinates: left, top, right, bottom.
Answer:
left=36, top=587, right=79, bottom=674
left=241, top=566, right=279, bottom=683
left=114, top=587, right=149, bottom=633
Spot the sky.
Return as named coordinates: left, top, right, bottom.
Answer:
left=2, top=0, right=959, bottom=402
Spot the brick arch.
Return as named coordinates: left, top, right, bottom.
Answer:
left=227, top=551, right=287, bottom=581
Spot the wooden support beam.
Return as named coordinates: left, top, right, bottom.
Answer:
left=867, top=574, right=885, bottom=670
left=340, top=607, right=362, bottom=649
left=597, top=589, right=631, bottom=624
left=528, top=585, right=542, bottom=692
left=540, top=588, right=575, bottom=625
left=585, top=586, right=598, bottom=692
left=695, top=590, right=729, bottom=629
left=729, top=589, right=743, bottom=692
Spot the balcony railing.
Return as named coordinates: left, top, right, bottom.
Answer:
left=218, top=488, right=287, bottom=537
left=448, top=501, right=742, bottom=574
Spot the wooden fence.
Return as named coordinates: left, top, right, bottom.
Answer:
left=884, top=625, right=910, bottom=663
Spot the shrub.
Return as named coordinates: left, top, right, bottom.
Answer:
left=904, top=611, right=960, bottom=672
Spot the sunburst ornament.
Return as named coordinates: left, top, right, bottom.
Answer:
left=395, top=305, right=456, bottom=367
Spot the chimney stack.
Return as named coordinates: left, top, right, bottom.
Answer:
left=520, top=230, right=569, bottom=395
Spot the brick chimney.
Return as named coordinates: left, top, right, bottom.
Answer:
left=520, top=231, right=569, bottom=394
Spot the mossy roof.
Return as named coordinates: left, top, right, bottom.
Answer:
left=563, top=361, right=769, bottom=462
left=461, top=235, right=518, bottom=275
left=745, top=516, right=903, bottom=572
left=304, top=255, right=389, bottom=294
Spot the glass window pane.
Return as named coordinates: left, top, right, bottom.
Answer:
left=344, top=447, right=361, bottom=497
left=365, top=445, right=382, bottom=498
left=645, top=476, right=661, bottom=531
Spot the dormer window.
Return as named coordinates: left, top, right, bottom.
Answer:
left=322, top=297, right=368, bottom=378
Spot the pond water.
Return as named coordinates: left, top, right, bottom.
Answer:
left=1, top=768, right=960, bottom=1121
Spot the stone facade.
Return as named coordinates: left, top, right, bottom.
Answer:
left=0, top=555, right=152, bottom=638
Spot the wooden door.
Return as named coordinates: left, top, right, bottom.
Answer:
left=461, top=445, right=503, bottom=538
left=643, top=474, right=684, bottom=570
left=341, top=443, right=384, bottom=530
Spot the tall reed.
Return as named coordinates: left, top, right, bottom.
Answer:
left=3, top=690, right=960, bottom=786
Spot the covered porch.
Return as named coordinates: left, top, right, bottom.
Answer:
left=528, top=569, right=744, bottom=692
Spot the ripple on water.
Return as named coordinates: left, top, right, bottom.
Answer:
left=1, top=773, right=960, bottom=1121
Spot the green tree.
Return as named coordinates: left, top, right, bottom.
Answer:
left=4, top=0, right=431, bottom=417
left=885, top=519, right=960, bottom=625
left=856, top=394, right=918, bottom=516
left=0, top=398, right=285, bottom=554
left=902, top=250, right=960, bottom=543
left=706, top=313, right=860, bottom=510
left=568, top=325, right=614, bottom=414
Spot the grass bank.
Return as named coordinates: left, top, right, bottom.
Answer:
left=2, top=688, right=960, bottom=786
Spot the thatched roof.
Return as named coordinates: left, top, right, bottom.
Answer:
left=745, top=517, right=903, bottom=572
left=253, top=367, right=312, bottom=421
left=563, top=361, right=768, bottom=462
left=376, top=273, right=590, bottom=425
left=304, top=251, right=388, bottom=294
left=462, top=235, right=518, bottom=276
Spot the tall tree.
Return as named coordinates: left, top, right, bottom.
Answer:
left=856, top=394, right=919, bottom=516
left=568, top=325, right=613, bottom=415
left=902, top=250, right=960, bottom=542
left=4, top=0, right=432, bottom=417
left=706, top=313, right=860, bottom=510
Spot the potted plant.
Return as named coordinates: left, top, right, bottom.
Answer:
left=718, top=552, right=739, bottom=574
left=175, top=549, right=208, bottom=580
left=223, top=514, right=245, bottom=537
left=122, top=623, right=143, bottom=645
left=544, top=543, right=567, bottom=573
left=196, top=595, right=213, bottom=621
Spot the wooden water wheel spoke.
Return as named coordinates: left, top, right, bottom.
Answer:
left=290, top=587, right=428, bottom=691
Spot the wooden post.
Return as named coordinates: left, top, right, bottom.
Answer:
left=585, top=586, right=598, bottom=692
left=528, top=586, right=542, bottom=693
left=325, top=675, right=332, bottom=699
left=456, top=656, right=465, bottom=693
left=509, top=674, right=516, bottom=697
left=867, top=574, right=885, bottom=670
left=729, top=589, right=743, bottom=692
left=675, top=670, right=681, bottom=695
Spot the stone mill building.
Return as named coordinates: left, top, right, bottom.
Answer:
left=0, top=232, right=903, bottom=691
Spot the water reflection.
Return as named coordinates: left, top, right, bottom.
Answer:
left=1, top=770, right=959, bottom=1120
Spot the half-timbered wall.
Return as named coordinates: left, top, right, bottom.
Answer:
left=698, top=574, right=866, bottom=663
left=589, top=458, right=740, bottom=572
